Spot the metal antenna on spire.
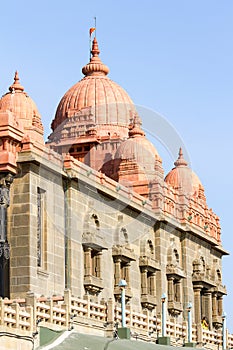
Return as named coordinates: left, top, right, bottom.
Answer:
left=89, top=17, right=97, bottom=61
left=94, top=16, right=96, bottom=37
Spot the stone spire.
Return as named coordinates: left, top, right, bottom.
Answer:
left=91, top=36, right=100, bottom=57
left=82, top=37, right=109, bottom=76
left=128, top=114, right=145, bottom=138
left=9, top=71, right=24, bottom=92
left=174, top=147, right=188, bottom=167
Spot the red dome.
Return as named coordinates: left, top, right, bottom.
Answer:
left=114, top=115, right=161, bottom=181
left=51, top=38, right=136, bottom=137
left=165, top=148, right=202, bottom=196
left=0, top=72, right=43, bottom=135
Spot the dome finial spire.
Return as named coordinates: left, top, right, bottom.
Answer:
left=174, top=147, right=188, bottom=167
left=129, top=114, right=145, bottom=138
left=14, top=71, right=19, bottom=84
left=82, top=38, right=109, bottom=76
left=9, top=70, right=24, bottom=92
left=178, top=147, right=183, bottom=159
left=91, top=37, right=100, bottom=58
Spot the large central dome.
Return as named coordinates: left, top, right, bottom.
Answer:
left=51, top=38, right=136, bottom=135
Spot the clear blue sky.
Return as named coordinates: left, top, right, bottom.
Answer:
left=1, top=0, right=233, bottom=332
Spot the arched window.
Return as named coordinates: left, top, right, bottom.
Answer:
left=200, top=256, right=206, bottom=272
left=217, top=269, right=221, bottom=283
left=147, top=239, right=154, bottom=255
left=174, top=249, right=179, bottom=264
left=120, top=227, right=128, bottom=244
left=91, top=213, right=100, bottom=229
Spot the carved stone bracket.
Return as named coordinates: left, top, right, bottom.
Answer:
left=0, top=174, right=14, bottom=242
left=0, top=242, right=10, bottom=260
left=83, top=275, right=104, bottom=295
left=0, top=174, right=13, bottom=206
left=0, top=173, right=13, bottom=297
left=112, top=245, right=136, bottom=262
left=139, top=255, right=160, bottom=272
left=0, top=242, right=10, bottom=270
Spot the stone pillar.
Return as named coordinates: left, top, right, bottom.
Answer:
left=11, top=302, right=20, bottom=328
left=212, top=292, right=217, bottom=318
left=143, top=308, right=150, bottom=332
left=64, top=290, right=72, bottom=329
left=0, top=174, right=13, bottom=298
left=205, top=291, right=212, bottom=330
left=193, top=286, right=202, bottom=325
left=84, top=294, right=91, bottom=318
left=105, top=298, right=115, bottom=338
left=114, top=258, right=121, bottom=287
left=26, top=305, right=34, bottom=332
left=64, top=288, right=71, bottom=317
left=0, top=298, right=5, bottom=325
left=89, top=142, right=96, bottom=169
left=150, top=272, right=156, bottom=297
left=107, top=298, right=114, bottom=324
left=141, top=268, right=148, bottom=295
left=168, top=277, right=174, bottom=302
left=47, top=298, right=53, bottom=324
left=26, top=291, right=37, bottom=329
left=84, top=247, right=92, bottom=276
left=176, top=279, right=182, bottom=303
left=218, top=296, right=223, bottom=317
left=64, top=178, right=71, bottom=290
left=96, top=251, right=102, bottom=278
left=125, top=262, right=130, bottom=286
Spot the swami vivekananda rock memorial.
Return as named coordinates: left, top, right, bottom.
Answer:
left=0, top=35, right=232, bottom=349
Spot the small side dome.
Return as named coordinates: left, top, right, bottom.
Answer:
left=0, top=71, right=44, bottom=137
left=165, top=148, right=202, bottom=196
left=114, top=115, right=161, bottom=181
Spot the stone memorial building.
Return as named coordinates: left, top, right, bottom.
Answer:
left=0, top=37, right=230, bottom=349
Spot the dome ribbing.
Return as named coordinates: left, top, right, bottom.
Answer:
left=51, top=38, right=136, bottom=136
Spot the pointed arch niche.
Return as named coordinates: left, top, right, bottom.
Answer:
left=112, top=227, right=136, bottom=301
left=166, top=242, right=185, bottom=316
left=139, top=238, right=160, bottom=310
left=82, top=211, right=107, bottom=295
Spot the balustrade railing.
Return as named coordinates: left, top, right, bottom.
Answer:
left=0, top=291, right=232, bottom=349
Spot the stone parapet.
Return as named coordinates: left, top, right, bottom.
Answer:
left=0, top=292, right=232, bottom=349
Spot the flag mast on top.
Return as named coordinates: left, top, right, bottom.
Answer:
left=89, top=17, right=96, bottom=61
